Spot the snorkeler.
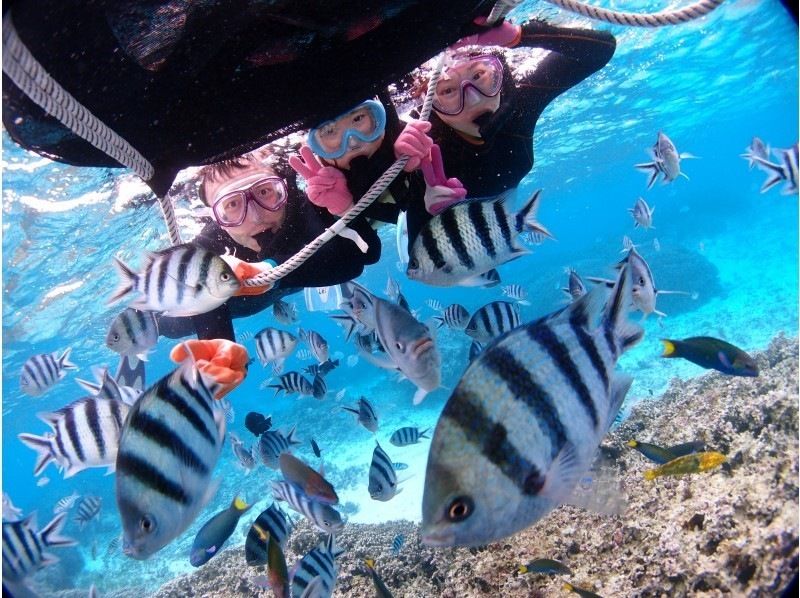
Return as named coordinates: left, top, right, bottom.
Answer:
left=406, top=16, right=617, bottom=241
left=289, top=94, right=431, bottom=226
left=157, top=153, right=381, bottom=341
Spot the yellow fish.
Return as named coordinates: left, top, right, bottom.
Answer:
left=644, top=451, right=726, bottom=481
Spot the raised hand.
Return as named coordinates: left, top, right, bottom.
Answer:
left=289, top=146, right=354, bottom=215
left=394, top=120, right=434, bottom=172
left=450, top=16, right=521, bottom=50
left=420, top=144, right=468, bottom=215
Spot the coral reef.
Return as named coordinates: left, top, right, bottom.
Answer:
left=147, top=335, right=797, bottom=597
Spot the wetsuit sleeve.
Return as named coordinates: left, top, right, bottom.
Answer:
left=515, top=20, right=616, bottom=123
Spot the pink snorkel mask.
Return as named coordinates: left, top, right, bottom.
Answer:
left=432, top=54, right=504, bottom=116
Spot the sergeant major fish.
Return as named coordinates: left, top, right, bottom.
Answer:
left=254, top=328, right=297, bottom=370
left=421, top=264, right=643, bottom=546
left=115, top=359, right=226, bottom=559
left=229, top=433, right=257, bottom=473
left=372, top=295, right=441, bottom=405
left=752, top=143, right=798, bottom=195
left=110, top=244, right=240, bottom=316
left=465, top=301, right=520, bottom=344
left=628, top=197, right=655, bottom=230
left=502, top=284, right=531, bottom=306
left=258, top=427, right=301, bottom=469
left=2, top=512, right=76, bottom=583
left=342, top=397, right=379, bottom=433
left=635, top=132, right=696, bottom=189
left=273, top=299, right=298, bottom=325
left=268, top=372, right=314, bottom=398
left=740, top=136, right=771, bottom=170
left=562, top=268, right=587, bottom=303
left=270, top=481, right=344, bottom=534
left=390, top=426, right=431, bottom=447
left=106, top=308, right=159, bottom=361
left=299, top=328, right=330, bottom=364
left=74, top=496, right=102, bottom=529
left=369, top=442, right=400, bottom=502
left=290, top=534, right=344, bottom=598
left=406, top=190, right=552, bottom=287
left=19, top=349, right=77, bottom=397
left=245, top=502, right=293, bottom=565
left=433, top=304, right=470, bottom=330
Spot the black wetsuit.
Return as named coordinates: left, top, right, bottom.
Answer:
left=158, top=193, right=381, bottom=341
left=407, top=20, right=617, bottom=241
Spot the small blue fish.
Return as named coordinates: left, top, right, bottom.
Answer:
left=190, top=496, right=251, bottom=567
left=391, top=534, right=405, bottom=554
left=392, top=462, right=409, bottom=471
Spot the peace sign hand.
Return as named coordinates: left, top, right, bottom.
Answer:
left=289, top=146, right=354, bottom=216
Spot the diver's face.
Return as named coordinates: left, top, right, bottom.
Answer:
left=206, top=168, right=287, bottom=238
left=436, top=91, right=501, bottom=137
left=313, top=104, right=386, bottom=169
left=328, top=134, right=386, bottom=170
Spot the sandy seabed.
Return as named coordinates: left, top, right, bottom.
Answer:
left=64, top=334, right=798, bottom=598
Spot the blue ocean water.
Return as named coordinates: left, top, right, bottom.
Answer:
left=1, top=0, right=797, bottom=594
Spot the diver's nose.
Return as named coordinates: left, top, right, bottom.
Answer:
left=463, top=86, right=483, bottom=108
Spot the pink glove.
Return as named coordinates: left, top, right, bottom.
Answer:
left=289, top=146, right=354, bottom=216
left=394, top=120, right=434, bottom=172
left=450, top=17, right=522, bottom=50
left=420, top=144, right=467, bottom=215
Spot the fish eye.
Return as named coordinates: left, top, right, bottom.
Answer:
left=140, top=515, right=155, bottom=534
left=446, top=496, right=474, bottom=522
left=395, top=342, right=404, bottom=351
left=220, top=272, right=231, bottom=281
left=111, top=333, right=120, bottom=342
left=638, top=276, right=646, bottom=286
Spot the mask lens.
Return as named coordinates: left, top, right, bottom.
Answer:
left=433, top=55, right=503, bottom=116
left=213, top=191, right=247, bottom=227
left=250, top=178, right=288, bottom=210
left=308, top=100, right=387, bottom=159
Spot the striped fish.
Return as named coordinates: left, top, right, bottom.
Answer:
left=258, top=427, right=300, bottom=469
left=312, top=374, right=327, bottom=400
left=105, top=308, right=159, bottom=360
left=391, top=534, right=404, bottom=554
left=270, top=481, right=344, bottom=534
left=109, top=243, right=240, bottom=316
left=433, top=304, right=470, bottom=330
left=753, top=143, right=798, bottom=195
left=740, top=136, right=770, bottom=170
left=107, top=534, right=122, bottom=556
left=465, top=301, right=521, bottom=343
left=389, top=427, right=431, bottom=447
left=2, top=512, right=76, bottom=582
left=368, top=442, right=399, bottom=502
left=76, top=366, right=141, bottom=406
left=19, top=349, right=77, bottom=397
left=342, top=397, right=378, bottom=433
left=290, top=534, right=343, bottom=598
left=421, top=264, right=643, bottom=547
left=245, top=503, right=294, bottom=565
left=229, top=433, right=256, bottom=473
left=115, top=360, right=226, bottom=560
left=562, top=269, right=587, bottom=303
left=425, top=299, right=444, bottom=312
left=629, top=197, right=655, bottom=230
left=53, top=491, right=80, bottom=514
left=254, top=328, right=297, bottom=369
left=304, top=359, right=339, bottom=378
left=406, top=190, right=551, bottom=287
left=74, top=495, right=102, bottom=528
left=299, top=329, right=330, bottom=364
left=268, top=372, right=314, bottom=398
left=273, top=299, right=298, bottom=325
left=392, top=462, right=408, bottom=471
left=18, top=395, right=130, bottom=478
left=502, top=284, right=531, bottom=306
left=635, top=132, right=695, bottom=189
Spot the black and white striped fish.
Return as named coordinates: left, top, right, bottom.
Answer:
left=465, top=301, right=521, bottom=343
left=741, top=136, right=771, bottom=170
left=368, top=442, right=400, bottom=502
left=290, top=534, right=344, bottom=598
left=389, top=427, right=431, bottom=447
left=109, top=244, right=240, bottom=316
left=2, top=512, right=76, bottom=582
left=53, top=491, right=80, bottom=515
left=407, top=190, right=551, bottom=287
left=635, top=132, right=696, bottom=189
left=311, top=374, right=327, bottom=400
left=270, top=481, right=344, bottom=534
left=273, top=299, right=298, bottom=325
left=254, top=328, right=297, bottom=369
left=562, top=268, right=587, bottom=303
left=433, top=304, right=470, bottom=330
left=107, top=533, right=122, bottom=556
left=74, top=495, right=102, bottom=528
left=105, top=308, right=159, bottom=361
left=628, top=197, right=655, bottom=230
left=753, top=143, right=798, bottom=195
left=245, top=503, right=293, bottom=565
left=421, top=264, right=643, bottom=547
left=304, top=359, right=340, bottom=378
left=229, top=433, right=257, bottom=473
left=268, top=372, right=314, bottom=398
left=19, top=349, right=77, bottom=397
left=76, top=366, right=141, bottom=406
left=258, top=427, right=300, bottom=469
left=502, top=284, right=531, bottom=306
left=115, top=359, right=226, bottom=560
left=18, top=395, right=130, bottom=478
left=299, top=328, right=330, bottom=364
left=343, top=397, right=378, bottom=433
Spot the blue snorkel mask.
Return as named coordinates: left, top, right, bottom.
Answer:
left=307, top=100, right=387, bottom=160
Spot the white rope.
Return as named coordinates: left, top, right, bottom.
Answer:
left=1, top=13, right=185, bottom=246
left=543, top=0, right=726, bottom=27
left=487, top=0, right=526, bottom=24
left=2, top=14, right=155, bottom=180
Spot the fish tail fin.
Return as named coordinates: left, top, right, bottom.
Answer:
left=432, top=316, right=445, bottom=329
left=420, top=428, right=432, bottom=439
left=232, top=496, right=251, bottom=513
left=635, top=162, right=660, bottom=189
left=40, top=513, right=78, bottom=549
left=364, top=558, right=376, bottom=570
left=603, top=264, right=644, bottom=354
left=643, top=469, right=658, bottom=481
left=75, top=377, right=100, bottom=394
left=17, top=433, right=56, bottom=476
left=626, top=440, right=638, bottom=448
left=109, top=257, right=138, bottom=304
left=516, top=190, right=554, bottom=240
left=754, top=157, right=786, bottom=193
left=660, top=339, right=678, bottom=357
left=57, top=347, right=78, bottom=371
left=286, top=424, right=301, bottom=446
